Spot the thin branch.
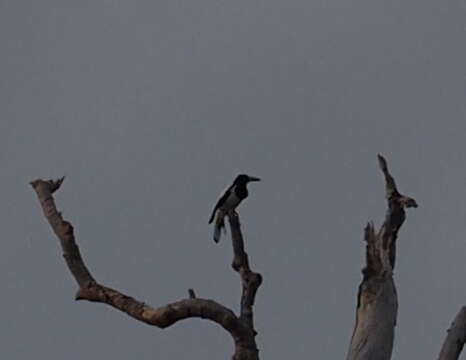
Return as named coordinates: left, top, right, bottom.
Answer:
left=438, top=307, right=466, bottom=360
left=228, top=213, right=262, bottom=359
left=376, top=153, right=417, bottom=270
left=30, top=178, right=255, bottom=357
left=229, top=214, right=263, bottom=329
left=346, top=155, right=417, bottom=360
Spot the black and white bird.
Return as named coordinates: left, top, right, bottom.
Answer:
left=208, top=174, right=260, bottom=243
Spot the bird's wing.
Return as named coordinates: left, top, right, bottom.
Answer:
left=208, top=184, right=233, bottom=224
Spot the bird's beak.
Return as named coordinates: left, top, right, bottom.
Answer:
left=248, top=176, right=261, bottom=182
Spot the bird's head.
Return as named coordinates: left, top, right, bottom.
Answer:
left=234, top=174, right=261, bottom=185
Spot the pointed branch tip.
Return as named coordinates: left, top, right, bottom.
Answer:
left=49, top=176, right=65, bottom=193
left=377, top=154, right=388, bottom=171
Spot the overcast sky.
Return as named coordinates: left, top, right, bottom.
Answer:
left=2, top=1, right=466, bottom=359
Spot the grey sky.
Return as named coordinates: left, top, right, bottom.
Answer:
left=2, top=1, right=466, bottom=359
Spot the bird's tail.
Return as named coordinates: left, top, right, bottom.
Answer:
left=213, top=214, right=226, bottom=243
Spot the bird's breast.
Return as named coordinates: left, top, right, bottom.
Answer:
left=221, top=191, right=242, bottom=210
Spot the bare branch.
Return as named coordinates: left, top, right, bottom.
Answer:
left=228, top=214, right=263, bottom=329
left=438, top=307, right=466, bottom=360
left=30, top=178, right=255, bottom=357
left=378, top=154, right=418, bottom=210
left=346, top=155, right=417, bottom=360
left=377, top=154, right=398, bottom=199
left=75, top=283, right=242, bottom=332
left=228, top=213, right=262, bottom=360
left=30, top=178, right=95, bottom=288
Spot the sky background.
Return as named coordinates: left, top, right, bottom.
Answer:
left=1, top=1, right=466, bottom=359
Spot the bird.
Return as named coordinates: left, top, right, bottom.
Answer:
left=208, top=174, right=260, bottom=243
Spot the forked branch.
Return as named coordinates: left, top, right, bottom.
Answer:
left=30, top=178, right=261, bottom=360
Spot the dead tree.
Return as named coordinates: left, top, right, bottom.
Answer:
left=32, top=157, right=466, bottom=360
left=30, top=178, right=262, bottom=360
left=346, top=155, right=418, bottom=360
left=345, top=155, right=466, bottom=360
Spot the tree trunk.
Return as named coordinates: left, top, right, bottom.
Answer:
left=346, top=155, right=417, bottom=360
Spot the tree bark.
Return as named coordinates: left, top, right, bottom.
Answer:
left=438, top=307, right=466, bottom=360
left=30, top=178, right=261, bottom=360
left=346, top=155, right=417, bottom=360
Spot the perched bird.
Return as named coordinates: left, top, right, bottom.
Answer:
left=208, top=174, right=260, bottom=243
